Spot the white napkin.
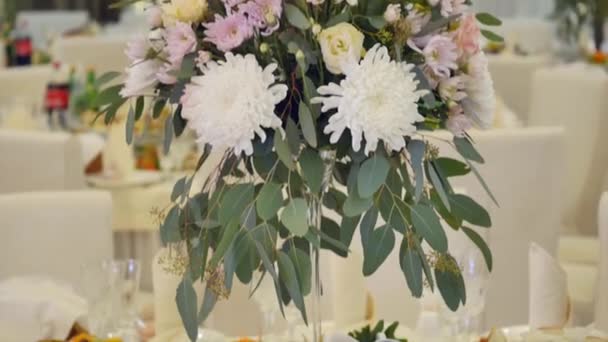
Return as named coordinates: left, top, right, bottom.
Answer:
left=77, top=132, right=105, bottom=167
left=596, top=193, right=608, bottom=332
left=529, top=243, right=571, bottom=329
left=0, top=277, right=87, bottom=341
left=102, top=120, right=135, bottom=179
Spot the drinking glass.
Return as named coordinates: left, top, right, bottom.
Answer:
left=81, top=259, right=141, bottom=341
left=439, top=246, right=490, bottom=341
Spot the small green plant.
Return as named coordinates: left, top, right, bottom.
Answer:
left=348, top=321, right=407, bottom=342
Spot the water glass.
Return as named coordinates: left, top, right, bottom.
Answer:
left=81, top=259, right=141, bottom=341
left=439, top=246, right=490, bottom=341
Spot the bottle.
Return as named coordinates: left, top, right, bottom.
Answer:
left=45, top=62, right=71, bottom=129
left=12, top=19, right=32, bottom=66
left=0, top=20, right=12, bottom=67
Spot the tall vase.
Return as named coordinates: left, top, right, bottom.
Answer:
left=307, top=149, right=336, bottom=342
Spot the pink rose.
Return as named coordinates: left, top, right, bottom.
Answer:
left=454, top=14, right=481, bottom=57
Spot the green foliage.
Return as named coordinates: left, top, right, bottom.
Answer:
left=348, top=321, right=408, bottom=342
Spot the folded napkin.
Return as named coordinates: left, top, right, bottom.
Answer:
left=596, top=193, right=608, bottom=333
left=77, top=133, right=105, bottom=168
left=529, top=243, right=571, bottom=330
left=0, top=277, right=87, bottom=341
left=102, top=120, right=135, bottom=179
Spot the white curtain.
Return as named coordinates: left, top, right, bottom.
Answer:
left=472, top=0, right=554, bottom=18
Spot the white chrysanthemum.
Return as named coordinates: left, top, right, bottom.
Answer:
left=312, top=44, right=427, bottom=155
left=462, top=51, right=495, bottom=129
left=180, top=53, right=287, bottom=155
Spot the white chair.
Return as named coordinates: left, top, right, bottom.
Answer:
left=529, top=64, right=608, bottom=235
left=596, top=192, right=608, bottom=332
left=488, top=54, right=551, bottom=124
left=53, top=36, right=130, bottom=75
left=0, top=190, right=113, bottom=286
left=0, top=129, right=85, bottom=193
left=0, top=65, right=52, bottom=106
left=16, top=11, right=89, bottom=49
left=494, top=18, right=555, bottom=54
left=428, top=127, right=566, bottom=328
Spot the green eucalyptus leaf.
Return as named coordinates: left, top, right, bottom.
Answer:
left=173, top=105, right=186, bottom=137
left=325, top=10, right=351, bottom=26
left=449, top=194, right=491, bottom=228
left=467, top=160, right=499, bottom=206
left=256, top=182, right=284, bottom=220
left=153, top=98, right=167, bottom=119
left=208, top=221, right=240, bottom=268
left=163, top=115, right=173, bottom=155
left=362, top=225, right=395, bottom=276
left=358, top=154, right=390, bottom=198
left=274, top=131, right=295, bottom=170
left=360, top=208, right=379, bottom=250
left=481, top=29, right=504, bottom=42
left=134, top=96, right=145, bottom=121
left=277, top=251, right=308, bottom=323
left=454, top=137, right=484, bottom=163
left=400, top=239, right=423, bottom=298
left=94, top=84, right=122, bottom=107
left=281, top=198, right=309, bottom=237
left=219, top=184, right=255, bottom=225
left=320, top=217, right=347, bottom=257
left=288, top=247, right=312, bottom=295
left=427, top=162, right=451, bottom=211
left=176, top=274, right=198, bottom=342
left=434, top=157, right=470, bottom=177
left=94, top=71, right=121, bottom=88
left=430, top=189, right=462, bottom=230
left=476, top=12, right=502, bottom=26
left=462, top=227, right=493, bottom=271
left=343, top=195, right=373, bottom=217
left=161, top=206, right=181, bottom=244
left=285, top=3, right=311, bottom=30
left=125, top=105, right=135, bottom=145
left=299, top=102, right=318, bottom=148
left=367, top=15, right=386, bottom=29
left=408, top=140, right=425, bottom=201
left=410, top=204, right=448, bottom=253
left=286, top=118, right=301, bottom=154
left=171, top=177, right=187, bottom=202
left=198, top=287, right=218, bottom=324
left=340, top=215, right=361, bottom=248
left=435, top=255, right=466, bottom=311
left=300, top=148, right=324, bottom=193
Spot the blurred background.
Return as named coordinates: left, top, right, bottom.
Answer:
left=0, top=0, right=607, bottom=341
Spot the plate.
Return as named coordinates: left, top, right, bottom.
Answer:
left=86, top=171, right=165, bottom=189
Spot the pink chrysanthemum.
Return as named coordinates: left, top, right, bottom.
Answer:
left=204, top=13, right=253, bottom=52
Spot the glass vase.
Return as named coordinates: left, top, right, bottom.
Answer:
left=307, top=149, right=336, bottom=342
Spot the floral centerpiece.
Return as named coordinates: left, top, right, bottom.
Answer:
left=96, top=0, right=502, bottom=340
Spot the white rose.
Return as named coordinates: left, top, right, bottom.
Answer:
left=383, top=3, right=401, bottom=23
left=318, top=23, right=364, bottom=75
left=162, top=0, right=207, bottom=26
left=346, top=0, right=358, bottom=6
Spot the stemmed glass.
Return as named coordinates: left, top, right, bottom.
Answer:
left=81, top=259, right=141, bottom=341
